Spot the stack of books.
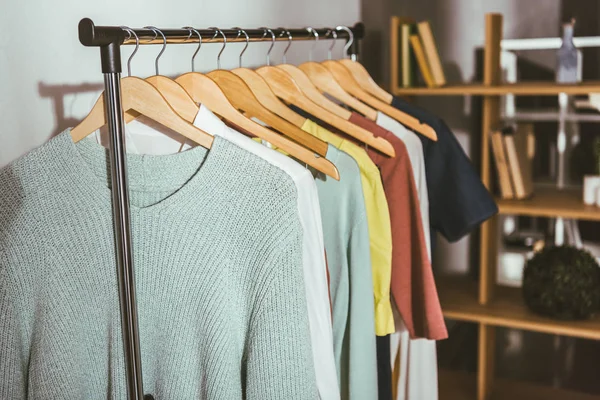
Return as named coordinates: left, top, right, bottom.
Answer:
left=490, top=124, right=535, bottom=200
left=391, top=17, right=446, bottom=88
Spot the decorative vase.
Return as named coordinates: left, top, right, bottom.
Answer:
left=556, top=19, right=577, bottom=83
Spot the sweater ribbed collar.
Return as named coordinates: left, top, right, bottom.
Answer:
left=58, top=129, right=224, bottom=211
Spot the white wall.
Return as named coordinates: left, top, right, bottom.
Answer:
left=0, top=0, right=360, bottom=167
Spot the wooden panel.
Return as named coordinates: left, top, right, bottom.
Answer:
left=478, top=325, right=496, bottom=400
left=478, top=15, right=503, bottom=400
left=392, top=81, right=600, bottom=95
left=390, top=16, right=400, bottom=93
left=439, top=277, right=600, bottom=340
left=440, top=369, right=600, bottom=400
left=497, top=187, right=600, bottom=221
left=479, top=13, right=503, bottom=307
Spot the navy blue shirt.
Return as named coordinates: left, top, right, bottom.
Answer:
left=391, top=97, right=498, bottom=242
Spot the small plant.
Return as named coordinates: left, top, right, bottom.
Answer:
left=522, top=245, right=600, bottom=320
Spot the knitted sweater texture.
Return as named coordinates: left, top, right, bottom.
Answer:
left=0, top=130, right=317, bottom=399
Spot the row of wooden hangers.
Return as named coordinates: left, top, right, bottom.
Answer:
left=72, top=25, right=437, bottom=180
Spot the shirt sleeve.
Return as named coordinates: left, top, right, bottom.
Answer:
left=0, top=256, right=27, bottom=399
left=347, top=214, right=379, bottom=399
left=244, top=235, right=319, bottom=400
left=389, top=161, right=447, bottom=340
left=365, top=172, right=396, bottom=336
left=424, top=120, right=498, bottom=242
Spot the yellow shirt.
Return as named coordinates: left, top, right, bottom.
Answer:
left=301, top=119, right=395, bottom=335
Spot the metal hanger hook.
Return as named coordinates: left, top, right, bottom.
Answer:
left=120, top=27, right=139, bottom=77
left=306, top=27, right=319, bottom=62
left=325, top=28, right=337, bottom=60
left=277, top=28, right=292, bottom=64
left=209, top=27, right=227, bottom=70
left=335, top=26, right=355, bottom=61
left=233, top=27, right=249, bottom=68
left=183, top=27, right=202, bottom=72
left=259, top=27, right=276, bottom=66
left=143, top=26, right=166, bottom=75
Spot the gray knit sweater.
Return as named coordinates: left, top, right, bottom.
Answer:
left=0, top=130, right=318, bottom=399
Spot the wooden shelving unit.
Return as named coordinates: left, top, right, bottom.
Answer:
left=391, top=12, right=600, bottom=400
left=394, top=82, right=600, bottom=96
left=497, top=188, right=600, bottom=221
left=438, top=277, right=600, bottom=340
left=439, top=369, right=600, bottom=400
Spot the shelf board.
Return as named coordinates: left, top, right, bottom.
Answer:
left=393, top=81, right=600, bottom=96
left=439, top=277, right=600, bottom=340
left=497, top=188, right=600, bottom=221
left=502, top=110, right=600, bottom=122
left=440, top=369, right=600, bottom=400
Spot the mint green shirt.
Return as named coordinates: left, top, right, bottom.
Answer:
left=0, top=130, right=318, bottom=399
left=314, top=145, right=378, bottom=400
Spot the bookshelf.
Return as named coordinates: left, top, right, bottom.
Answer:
left=390, top=13, right=600, bottom=400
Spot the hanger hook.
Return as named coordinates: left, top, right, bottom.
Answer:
left=143, top=26, right=166, bottom=75
left=325, top=28, right=337, bottom=60
left=277, top=28, right=292, bottom=64
left=335, top=26, right=355, bottom=61
left=306, top=27, right=319, bottom=62
left=183, top=27, right=202, bottom=72
left=209, top=27, right=227, bottom=70
left=259, top=27, right=276, bottom=66
left=120, top=27, right=139, bottom=77
left=233, top=27, right=249, bottom=68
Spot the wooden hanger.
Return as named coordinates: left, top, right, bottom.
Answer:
left=145, top=75, right=199, bottom=123
left=232, top=67, right=306, bottom=127
left=257, top=65, right=395, bottom=157
left=175, top=71, right=339, bottom=179
left=172, top=28, right=338, bottom=179
left=207, top=69, right=328, bottom=157
left=322, top=60, right=438, bottom=141
left=334, top=26, right=394, bottom=103
left=300, top=62, right=378, bottom=120
left=71, top=76, right=213, bottom=149
left=121, top=27, right=201, bottom=126
left=266, top=28, right=349, bottom=119
left=277, top=64, right=352, bottom=119
left=229, top=28, right=306, bottom=128
left=298, top=28, right=377, bottom=120
left=202, top=28, right=327, bottom=157
left=257, top=27, right=394, bottom=157
left=338, top=59, right=393, bottom=104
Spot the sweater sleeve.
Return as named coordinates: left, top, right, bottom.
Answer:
left=0, top=256, right=27, bottom=399
left=244, top=234, right=318, bottom=400
left=347, top=215, right=379, bottom=399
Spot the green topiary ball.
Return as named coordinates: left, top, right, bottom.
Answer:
left=522, top=245, right=600, bottom=320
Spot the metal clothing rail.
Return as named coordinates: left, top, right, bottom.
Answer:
left=77, top=18, right=364, bottom=400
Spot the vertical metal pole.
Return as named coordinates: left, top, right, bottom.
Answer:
left=100, top=42, right=146, bottom=400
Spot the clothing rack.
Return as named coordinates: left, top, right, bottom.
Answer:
left=77, top=18, right=364, bottom=400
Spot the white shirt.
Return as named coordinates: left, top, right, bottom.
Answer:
left=193, top=105, right=339, bottom=400
left=375, top=111, right=438, bottom=400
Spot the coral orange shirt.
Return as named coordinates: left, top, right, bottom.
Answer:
left=349, top=112, right=447, bottom=340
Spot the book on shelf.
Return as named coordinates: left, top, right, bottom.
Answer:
left=416, top=21, right=446, bottom=86
left=390, top=16, right=418, bottom=88
left=490, top=124, right=535, bottom=200
left=400, top=23, right=418, bottom=88
left=505, top=124, right=535, bottom=199
left=409, top=34, right=435, bottom=88
left=490, top=128, right=514, bottom=199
